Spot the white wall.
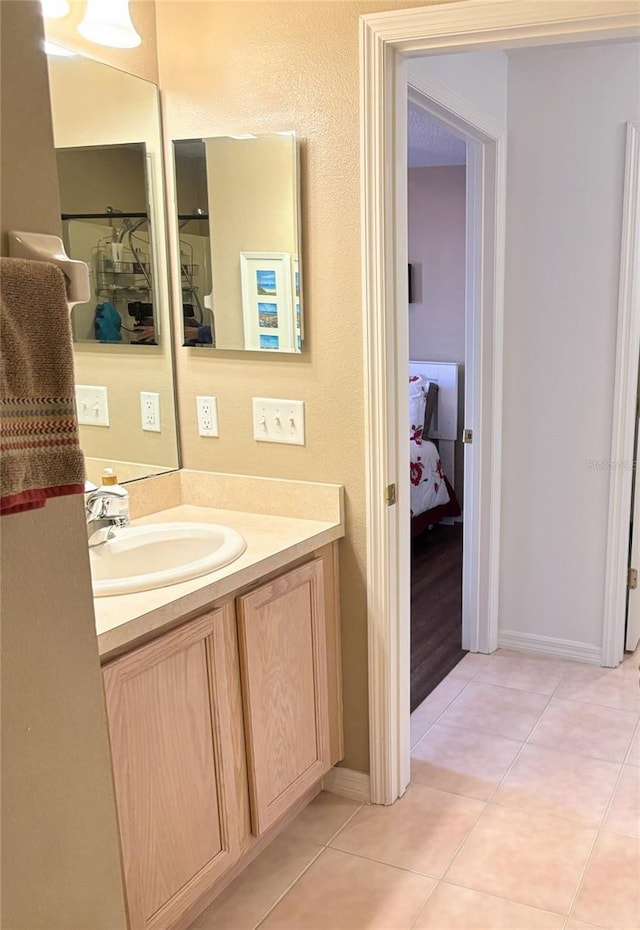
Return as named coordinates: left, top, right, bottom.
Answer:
left=499, top=41, right=640, bottom=651
left=408, top=165, right=466, bottom=499
left=408, top=50, right=508, bottom=126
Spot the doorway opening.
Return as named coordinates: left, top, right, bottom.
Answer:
left=407, top=101, right=469, bottom=710
left=361, top=4, right=640, bottom=807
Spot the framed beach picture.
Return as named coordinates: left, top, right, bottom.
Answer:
left=240, top=252, right=295, bottom=351
left=293, top=255, right=303, bottom=351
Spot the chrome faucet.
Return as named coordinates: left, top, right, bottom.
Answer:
left=85, top=489, right=130, bottom=547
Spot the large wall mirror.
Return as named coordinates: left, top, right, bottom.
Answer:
left=173, top=133, right=303, bottom=353
left=47, top=53, right=179, bottom=484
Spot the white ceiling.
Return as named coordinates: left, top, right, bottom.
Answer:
left=407, top=101, right=467, bottom=167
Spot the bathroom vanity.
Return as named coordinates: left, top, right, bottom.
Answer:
left=93, top=472, right=344, bottom=930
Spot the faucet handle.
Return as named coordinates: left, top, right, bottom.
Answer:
left=86, top=493, right=108, bottom=521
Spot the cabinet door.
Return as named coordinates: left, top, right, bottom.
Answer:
left=237, top=558, right=330, bottom=834
left=103, top=605, right=249, bottom=930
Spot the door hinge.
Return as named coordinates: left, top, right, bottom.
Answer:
left=385, top=483, right=396, bottom=506
left=462, top=429, right=473, bottom=444
left=629, top=567, right=638, bottom=590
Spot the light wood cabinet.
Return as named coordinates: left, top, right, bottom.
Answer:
left=102, top=603, right=250, bottom=930
left=237, top=558, right=330, bottom=834
left=102, top=545, right=342, bottom=930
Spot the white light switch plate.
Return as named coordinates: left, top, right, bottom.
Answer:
left=76, top=385, right=109, bottom=427
left=196, top=396, right=219, bottom=437
left=252, top=397, right=305, bottom=445
left=140, top=391, right=161, bottom=432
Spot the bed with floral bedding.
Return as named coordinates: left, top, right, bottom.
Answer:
left=410, top=374, right=461, bottom=537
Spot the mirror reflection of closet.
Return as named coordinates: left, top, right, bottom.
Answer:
left=173, top=132, right=304, bottom=353
left=56, top=142, right=157, bottom=345
left=47, top=53, right=180, bottom=485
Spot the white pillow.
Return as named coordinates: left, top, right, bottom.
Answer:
left=409, top=375, right=428, bottom=444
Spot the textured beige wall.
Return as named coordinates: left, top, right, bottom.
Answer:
left=157, top=0, right=441, bottom=773
left=0, top=3, right=127, bottom=927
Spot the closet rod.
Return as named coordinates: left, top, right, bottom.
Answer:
left=61, top=212, right=149, bottom=221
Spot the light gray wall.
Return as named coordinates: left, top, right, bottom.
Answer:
left=408, top=165, right=466, bottom=502
left=499, top=41, right=640, bottom=649
left=408, top=50, right=508, bottom=126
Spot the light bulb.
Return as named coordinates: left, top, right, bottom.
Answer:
left=41, top=0, right=70, bottom=18
left=78, top=0, right=141, bottom=49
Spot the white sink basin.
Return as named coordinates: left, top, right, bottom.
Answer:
left=90, top=522, right=246, bottom=597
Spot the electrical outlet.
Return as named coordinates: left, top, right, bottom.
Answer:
left=75, top=385, right=109, bottom=427
left=140, top=391, right=161, bottom=432
left=252, top=398, right=305, bottom=445
left=196, top=396, right=219, bottom=437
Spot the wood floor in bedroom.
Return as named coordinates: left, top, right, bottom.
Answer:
left=411, top=523, right=466, bottom=712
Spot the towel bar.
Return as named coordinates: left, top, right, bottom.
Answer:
left=8, top=230, right=90, bottom=310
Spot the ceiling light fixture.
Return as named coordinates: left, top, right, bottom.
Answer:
left=41, top=0, right=70, bottom=18
left=78, top=0, right=142, bottom=49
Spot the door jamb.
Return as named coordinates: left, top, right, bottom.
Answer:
left=406, top=76, right=506, bottom=657
left=603, top=121, right=640, bottom=667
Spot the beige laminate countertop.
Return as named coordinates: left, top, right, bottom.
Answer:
left=94, top=504, right=344, bottom=660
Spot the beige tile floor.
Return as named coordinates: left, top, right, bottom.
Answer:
left=190, top=648, right=640, bottom=930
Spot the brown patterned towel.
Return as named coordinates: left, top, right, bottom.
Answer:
left=1, top=257, right=85, bottom=515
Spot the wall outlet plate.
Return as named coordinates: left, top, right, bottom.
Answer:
left=76, top=385, right=109, bottom=427
left=140, top=391, right=161, bottom=432
left=252, top=397, right=305, bottom=445
left=196, top=396, right=219, bottom=437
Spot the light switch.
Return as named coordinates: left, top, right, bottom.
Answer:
left=252, top=398, right=305, bottom=445
left=75, top=385, right=109, bottom=427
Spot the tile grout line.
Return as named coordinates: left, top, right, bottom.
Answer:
left=623, top=715, right=640, bottom=766
left=410, top=673, right=478, bottom=749
left=482, top=679, right=560, bottom=806
left=251, top=802, right=365, bottom=930
left=407, top=879, right=440, bottom=930
left=440, top=876, right=568, bottom=923
left=251, top=843, right=326, bottom=930
left=562, top=762, right=628, bottom=927
left=424, top=665, right=601, bottom=926
left=408, top=655, right=638, bottom=928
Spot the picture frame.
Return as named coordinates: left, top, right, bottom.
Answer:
left=240, top=251, right=296, bottom=352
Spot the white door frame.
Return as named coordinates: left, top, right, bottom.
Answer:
left=360, top=1, right=640, bottom=806
left=603, top=121, right=640, bottom=665
left=407, top=80, right=506, bottom=665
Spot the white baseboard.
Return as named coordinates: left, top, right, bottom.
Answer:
left=498, top=630, right=601, bottom=665
left=322, top=766, right=371, bottom=803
